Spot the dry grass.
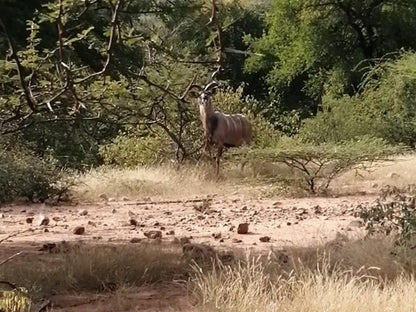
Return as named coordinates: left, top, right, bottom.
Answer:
left=331, top=154, right=416, bottom=195
left=71, top=154, right=416, bottom=201
left=190, top=235, right=416, bottom=312
left=0, top=243, right=187, bottom=300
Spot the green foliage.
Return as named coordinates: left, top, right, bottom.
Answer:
left=300, top=52, right=416, bottom=146
left=245, top=0, right=416, bottom=132
left=0, top=288, right=31, bottom=312
left=358, top=185, right=416, bottom=242
left=248, top=136, right=403, bottom=193
left=99, top=131, right=173, bottom=167
left=0, top=144, right=66, bottom=203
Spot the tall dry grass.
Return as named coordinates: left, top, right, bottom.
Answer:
left=0, top=244, right=187, bottom=299
left=190, top=235, right=416, bottom=312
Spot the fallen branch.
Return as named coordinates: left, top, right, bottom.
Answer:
left=125, top=198, right=212, bottom=206
left=0, top=229, right=34, bottom=244
left=0, top=251, right=24, bottom=266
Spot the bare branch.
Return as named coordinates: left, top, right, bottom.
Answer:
left=0, top=16, right=37, bottom=111
left=75, top=0, right=123, bottom=84
left=0, top=251, right=24, bottom=266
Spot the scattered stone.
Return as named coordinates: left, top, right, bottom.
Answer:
left=79, top=209, right=88, bottom=216
left=232, top=238, right=242, bottom=243
left=259, top=236, right=271, bottom=243
left=314, top=205, right=322, bottom=215
left=93, top=236, right=102, bottom=240
left=99, top=193, right=108, bottom=201
left=154, top=222, right=160, bottom=226
left=52, top=217, right=61, bottom=222
left=241, top=206, right=248, bottom=211
left=144, top=230, right=162, bottom=239
left=130, top=238, right=142, bottom=243
left=164, top=211, right=172, bottom=215
left=219, top=238, right=224, bottom=243
left=229, top=225, right=236, bottom=231
left=73, top=226, right=85, bottom=235
left=87, top=221, right=96, bottom=226
left=112, top=209, right=117, bottom=214
left=26, top=217, right=34, bottom=224
left=237, top=223, right=249, bottom=234
left=160, top=226, right=166, bottom=231
left=182, top=243, right=215, bottom=261
left=130, top=218, right=138, bottom=226
left=39, top=243, right=56, bottom=252
left=166, top=230, right=175, bottom=235
left=212, top=232, right=222, bottom=239
left=180, top=237, right=191, bottom=245
left=39, top=216, right=50, bottom=226
left=122, top=197, right=129, bottom=201
left=286, top=221, right=292, bottom=226
left=44, top=228, right=49, bottom=233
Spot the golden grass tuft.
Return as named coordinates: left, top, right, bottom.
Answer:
left=190, top=235, right=416, bottom=312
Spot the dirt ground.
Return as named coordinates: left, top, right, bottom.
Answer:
left=0, top=191, right=375, bottom=311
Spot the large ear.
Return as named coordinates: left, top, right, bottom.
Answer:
left=187, top=85, right=202, bottom=98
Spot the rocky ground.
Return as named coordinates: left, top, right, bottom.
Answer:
left=0, top=193, right=375, bottom=311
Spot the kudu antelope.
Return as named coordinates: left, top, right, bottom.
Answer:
left=189, top=81, right=252, bottom=175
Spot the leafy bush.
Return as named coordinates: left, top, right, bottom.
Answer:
left=99, top=131, right=174, bottom=167
left=247, top=136, right=403, bottom=193
left=357, top=185, right=416, bottom=242
left=300, top=52, right=416, bottom=146
left=0, top=145, right=66, bottom=203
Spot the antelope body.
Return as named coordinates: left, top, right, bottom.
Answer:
left=190, top=82, right=252, bottom=174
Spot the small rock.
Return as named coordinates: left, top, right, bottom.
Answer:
left=130, top=238, right=142, bottom=243
left=88, top=221, right=96, bottom=226
left=26, top=217, right=34, bottom=224
left=229, top=225, right=236, bottom=231
left=39, top=216, right=50, bottom=226
left=130, top=219, right=138, bottom=226
left=237, top=223, right=249, bottom=234
left=99, top=193, right=108, bottom=201
left=73, top=226, right=85, bottom=235
left=232, top=238, right=242, bottom=243
left=219, top=238, right=224, bottom=243
left=241, top=206, right=248, bottom=211
left=52, top=217, right=61, bottom=222
left=154, top=222, right=160, bottom=226
left=79, top=210, right=88, bottom=216
left=112, top=209, right=117, bottom=214
left=144, top=230, right=162, bottom=239
left=44, top=228, right=49, bottom=233
left=212, top=232, right=221, bottom=239
left=182, top=243, right=215, bottom=260
left=259, top=236, right=271, bottom=243
left=160, top=226, right=166, bottom=231
left=286, top=221, right=292, bottom=226
left=166, top=230, right=175, bottom=235
left=180, top=237, right=191, bottom=245
left=0, top=213, right=4, bottom=218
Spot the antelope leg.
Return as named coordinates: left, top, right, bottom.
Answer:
left=216, top=145, right=223, bottom=175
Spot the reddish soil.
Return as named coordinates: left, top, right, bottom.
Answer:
left=0, top=193, right=374, bottom=311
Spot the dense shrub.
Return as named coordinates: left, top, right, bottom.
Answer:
left=0, top=146, right=66, bottom=203
left=299, top=52, right=416, bottom=146
left=247, top=136, right=403, bottom=193
left=99, top=131, right=174, bottom=167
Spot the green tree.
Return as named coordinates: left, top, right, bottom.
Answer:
left=245, top=0, right=416, bottom=133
